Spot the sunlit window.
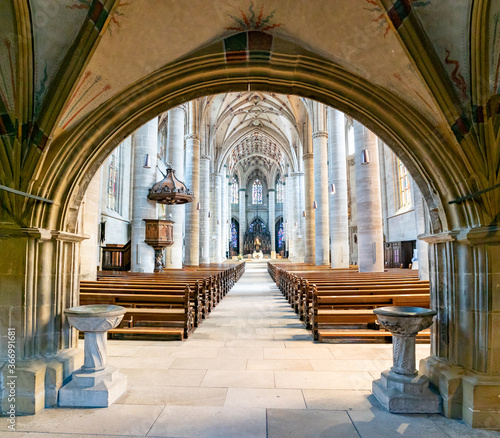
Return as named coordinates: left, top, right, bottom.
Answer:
left=107, top=146, right=121, bottom=213
left=231, top=176, right=239, bottom=204
left=252, top=179, right=263, bottom=204
left=231, top=221, right=238, bottom=248
left=278, top=221, right=284, bottom=248
left=276, top=175, right=284, bottom=203
left=397, top=158, right=411, bottom=208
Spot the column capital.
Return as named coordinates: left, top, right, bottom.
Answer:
left=239, top=188, right=246, bottom=192
left=185, top=134, right=200, bottom=141
left=200, top=154, right=211, bottom=160
left=290, top=171, right=304, bottom=177
left=268, top=188, right=275, bottom=192
left=303, top=153, right=314, bottom=160
left=312, top=130, right=328, bottom=139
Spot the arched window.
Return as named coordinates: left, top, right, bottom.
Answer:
left=396, top=158, right=411, bottom=208
left=278, top=221, right=284, bottom=248
left=252, top=179, right=263, bottom=204
left=107, top=146, right=121, bottom=213
left=231, top=221, right=238, bottom=248
left=276, top=175, right=284, bottom=203
left=231, top=176, right=239, bottom=204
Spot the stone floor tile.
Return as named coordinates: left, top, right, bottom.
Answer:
left=225, top=339, right=285, bottom=348
left=201, top=369, right=275, bottom=388
left=168, top=346, right=220, bottom=359
left=430, top=415, right=500, bottom=437
left=123, top=368, right=206, bottom=387
left=116, top=386, right=227, bottom=407
left=108, top=356, right=175, bottom=369
left=224, top=388, right=306, bottom=409
left=267, top=408, right=359, bottom=438
left=275, top=370, right=373, bottom=390
left=264, top=347, right=334, bottom=360
left=169, top=357, right=247, bottom=370
left=216, top=347, right=264, bottom=359
left=349, top=409, right=450, bottom=437
left=9, top=404, right=163, bottom=436
left=147, top=406, right=267, bottom=437
left=303, top=389, right=377, bottom=410
left=247, top=359, right=314, bottom=371
left=310, top=359, right=392, bottom=372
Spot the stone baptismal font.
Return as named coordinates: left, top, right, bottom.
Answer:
left=59, top=305, right=128, bottom=407
left=372, top=306, right=441, bottom=413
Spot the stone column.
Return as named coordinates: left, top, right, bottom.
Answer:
left=296, top=171, right=306, bottom=263
left=80, top=170, right=101, bottom=280
left=419, top=229, right=500, bottom=428
left=239, top=188, right=246, bottom=255
left=131, top=118, right=158, bottom=273
left=313, top=129, right=330, bottom=265
left=353, top=121, right=384, bottom=272
left=0, top=229, right=85, bottom=414
left=413, top=184, right=429, bottom=280
left=282, top=177, right=289, bottom=256
left=303, top=153, right=316, bottom=263
left=286, top=175, right=295, bottom=259
left=269, top=188, right=276, bottom=254
left=327, top=108, right=350, bottom=268
left=211, top=172, right=222, bottom=263
left=221, top=167, right=228, bottom=260
left=184, top=101, right=200, bottom=266
left=199, top=155, right=210, bottom=263
left=164, top=106, right=185, bottom=269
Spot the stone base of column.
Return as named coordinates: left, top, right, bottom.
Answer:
left=420, top=356, right=464, bottom=419
left=372, top=369, right=441, bottom=413
left=59, top=365, right=127, bottom=408
left=421, top=356, right=500, bottom=429
left=462, top=375, right=500, bottom=429
left=1, top=349, right=83, bottom=415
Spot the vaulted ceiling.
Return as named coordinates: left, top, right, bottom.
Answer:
left=1, top=0, right=499, bottom=230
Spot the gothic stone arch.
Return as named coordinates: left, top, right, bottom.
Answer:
left=2, top=32, right=499, bottom=426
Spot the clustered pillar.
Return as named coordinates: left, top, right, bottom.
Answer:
left=164, top=106, right=185, bottom=269
left=353, top=121, right=384, bottom=272
left=303, top=153, right=315, bottom=263
left=199, top=155, right=211, bottom=264
left=184, top=101, right=200, bottom=266
left=327, top=108, right=349, bottom=269
left=269, top=188, right=276, bottom=255
left=312, top=102, right=330, bottom=266
left=131, top=118, right=158, bottom=273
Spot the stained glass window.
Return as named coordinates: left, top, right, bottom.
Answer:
left=249, top=219, right=265, bottom=233
left=276, top=175, right=284, bottom=203
left=107, top=147, right=120, bottom=213
left=397, top=158, right=411, bottom=208
left=278, top=221, right=284, bottom=248
left=252, top=179, right=263, bottom=204
left=231, top=221, right=238, bottom=248
left=231, top=176, right=239, bottom=204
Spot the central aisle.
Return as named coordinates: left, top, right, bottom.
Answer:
left=9, top=262, right=480, bottom=437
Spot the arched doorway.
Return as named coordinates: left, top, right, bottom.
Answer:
left=2, top=29, right=497, bottom=427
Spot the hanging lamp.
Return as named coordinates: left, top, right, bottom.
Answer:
left=148, top=167, right=194, bottom=205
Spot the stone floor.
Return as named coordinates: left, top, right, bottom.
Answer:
left=2, top=261, right=499, bottom=437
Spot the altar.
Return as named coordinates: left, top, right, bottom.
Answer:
left=243, top=218, right=271, bottom=256
left=252, top=250, right=264, bottom=260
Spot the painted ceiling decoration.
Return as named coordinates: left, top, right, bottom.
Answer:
left=0, top=0, right=499, bottom=228
left=229, top=131, right=284, bottom=171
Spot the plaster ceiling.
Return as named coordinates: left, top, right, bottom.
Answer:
left=42, top=0, right=450, bottom=134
